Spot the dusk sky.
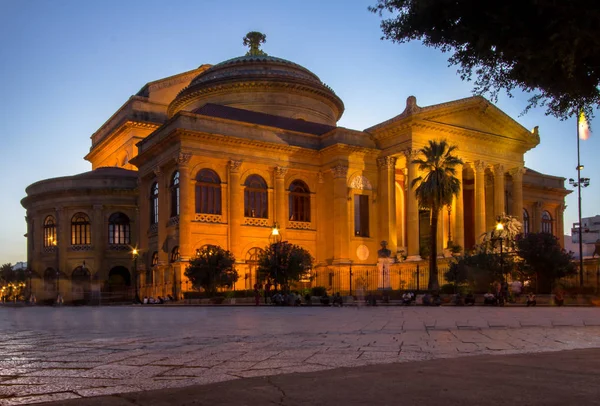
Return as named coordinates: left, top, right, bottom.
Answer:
left=1, top=0, right=598, bottom=265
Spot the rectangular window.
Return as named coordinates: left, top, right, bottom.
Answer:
left=354, top=195, right=369, bottom=237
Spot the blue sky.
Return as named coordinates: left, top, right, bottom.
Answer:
left=1, top=0, right=598, bottom=264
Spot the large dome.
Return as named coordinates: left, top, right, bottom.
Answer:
left=168, top=54, right=344, bottom=125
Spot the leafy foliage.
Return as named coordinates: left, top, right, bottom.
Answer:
left=411, top=140, right=463, bottom=290
left=446, top=252, right=514, bottom=293
left=370, top=0, right=600, bottom=119
left=257, top=242, right=314, bottom=290
left=515, top=233, right=576, bottom=293
left=184, top=245, right=238, bottom=296
left=478, top=213, right=522, bottom=254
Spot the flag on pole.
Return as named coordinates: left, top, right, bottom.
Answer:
left=579, top=111, right=590, bottom=140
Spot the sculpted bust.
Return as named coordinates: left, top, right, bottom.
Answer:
left=378, top=240, right=391, bottom=259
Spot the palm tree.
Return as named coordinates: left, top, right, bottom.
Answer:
left=411, top=140, right=463, bottom=291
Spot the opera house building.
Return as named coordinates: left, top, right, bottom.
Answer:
left=21, top=38, right=570, bottom=303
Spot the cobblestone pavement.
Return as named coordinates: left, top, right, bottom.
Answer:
left=1, top=306, right=600, bottom=405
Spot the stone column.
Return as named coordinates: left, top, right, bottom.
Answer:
left=177, top=152, right=192, bottom=262
left=510, top=166, right=524, bottom=219
left=155, top=167, right=168, bottom=265
left=533, top=201, right=542, bottom=233
left=404, top=149, right=420, bottom=259
left=275, top=166, right=288, bottom=230
left=332, top=164, right=350, bottom=264
left=92, top=204, right=104, bottom=278
left=377, top=156, right=397, bottom=255
left=229, top=160, right=243, bottom=258
left=474, top=160, right=487, bottom=242
left=493, top=164, right=505, bottom=218
left=453, top=164, right=465, bottom=251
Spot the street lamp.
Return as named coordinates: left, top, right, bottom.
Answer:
left=269, top=222, right=282, bottom=291
left=495, top=222, right=505, bottom=282
left=132, top=248, right=140, bottom=304
left=569, top=175, right=591, bottom=286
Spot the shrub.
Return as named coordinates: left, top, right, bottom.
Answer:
left=311, top=286, right=327, bottom=297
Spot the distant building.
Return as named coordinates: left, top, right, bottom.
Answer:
left=11, top=262, right=27, bottom=271
left=567, top=215, right=600, bottom=258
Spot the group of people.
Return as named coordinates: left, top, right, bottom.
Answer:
left=142, top=295, right=174, bottom=304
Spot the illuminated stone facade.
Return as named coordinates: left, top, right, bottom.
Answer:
left=22, top=42, right=571, bottom=302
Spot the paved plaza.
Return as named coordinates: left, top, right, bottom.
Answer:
left=1, top=306, right=600, bottom=405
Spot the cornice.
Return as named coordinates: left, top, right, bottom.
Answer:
left=86, top=120, right=160, bottom=161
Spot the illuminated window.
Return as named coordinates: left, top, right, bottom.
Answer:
left=522, top=209, right=530, bottom=235
left=195, top=169, right=221, bottom=214
left=71, top=213, right=91, bottom=245
left=354, top=195, right=369, bottom=237
left=244, top=175, right=268, bottom=218
left=245, top=247, right=263, bottom=290
left=541, top=210, right=553, bottom=234
left=151, top=251, right=159, bottom=266
left=43, top=215, right=57, bottom=247
left=108, top=212, right=130, bottom=245
left=289, top=180, right=310, bottom=222
left=170, top=171, right=180, bottom=217
left=171, top=246, right=180, bottom=263
left=150, top=182, right=159, bottom=225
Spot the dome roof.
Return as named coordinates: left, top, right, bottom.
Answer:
left=168, top=49, right=344, bottom=125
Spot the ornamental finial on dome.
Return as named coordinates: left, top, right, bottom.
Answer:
left=243, top=31, right=268, bottom=56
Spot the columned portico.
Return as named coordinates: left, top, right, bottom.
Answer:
left=404, top=149, right=420, bottom=259
left=474, top=160, right=487, bottom=241
left=377, top=156, right=397, bottom=255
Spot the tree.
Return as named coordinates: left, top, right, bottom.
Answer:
left=411, top=140, right=463, bottom=290
left=446, top=252, right=510, bottom=293
left=184, top=245, right=238, bottom=296
left=515, top=232, right=577, bottom=293
left=0, top=263, right=13, bottom=284
left=257, top=242, right=313, bottom=290
left=370, top=0, right=600, bottom=120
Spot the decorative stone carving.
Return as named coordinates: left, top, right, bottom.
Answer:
left=229, top=160, right=242, bottom=174
left=108, top=244, right=132, bottom=251
left=493, top=164, right=505, bottom=177
left=509, top=166, right=525, bottom=180
left=474, top=160, right=486, bottom=172
left=289, top=221, right=312, bottom=230
left=148, top=223, right=158, bottom=235
left=176, top=152, right=192, bottom=166
left=349, top=175, right=373, bottom=190
left=167, top=216, right=180, bottom=227
left=559, top=203, right=567, bottom=213
left=274, top=166, right=288, bottom=180
left=317, top=171, right=325, bottom=184
left=356, top=244, right=369, bottom=261
left=377, top=156, right=397, bottom=170
left=402, top=148, right=420, bottom=161
left=195, top=214, right=223, bottom=223
left=403, top=96, right=421, bottom=115
left=69, top=245, right=94, bottom=252
left=244, top=217, right=269, bottom=227
left=153, top=167, right=162, bottom=177
left=331, top=164, right=348, bottom=179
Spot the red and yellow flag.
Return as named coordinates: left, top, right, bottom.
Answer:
left=579, top=111, right=590, bottom=140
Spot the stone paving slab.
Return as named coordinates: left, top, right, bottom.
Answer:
left=1, top=306, right=600, bottom=405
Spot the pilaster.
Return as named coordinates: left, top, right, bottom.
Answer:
left=92, top=204, right=104, bottom=278
left=229, top=160, right=243, bottom=258
left=274, top=166, right=288, bottom=230
left=404, top=149, right=420, bottom=258
left=377, top=156, right=397, bottom=255
left=155, top=166, right=168, bottom=265
left=177, top=152, right=192, bottom=262
left=331, top=163, right=350, bottom=263
left=453, top=164, right=465, bottom=251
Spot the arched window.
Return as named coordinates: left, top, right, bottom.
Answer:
left=245, top=247, right=264, bottom=290
left=147, top=251, right=158, bottom=285
left=150, top=182, right=159, bottom=225
left=244, top=175, right=268, bottom=218
left=541, top=210, right=553, bottom=234
left=43, top=215, right=57, bottom=247
left=289, top=180, right=311, bottom=222
left=171, top=246, right=180, bottom=263
left=71, top=213, right=91, bottom=245
left=522, top=209, right=530, bottom=235
left=151, top=251, right=159, bottom=266
left=195, top=169, right=221, bottom=214
left=108, top=212, right=130, bottom=245
left=170, top=171, right=180, bottom=218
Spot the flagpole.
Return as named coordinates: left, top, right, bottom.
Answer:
left=577, top=111, right=584, bottom=287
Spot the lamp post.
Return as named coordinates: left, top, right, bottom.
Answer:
left=495, top=222, right=505, bottom=282
left=569, top=175, right=591, bottom=286
left=269, top=222, right=282, bottom=292
left=132, top=248, right=140, bottom=304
